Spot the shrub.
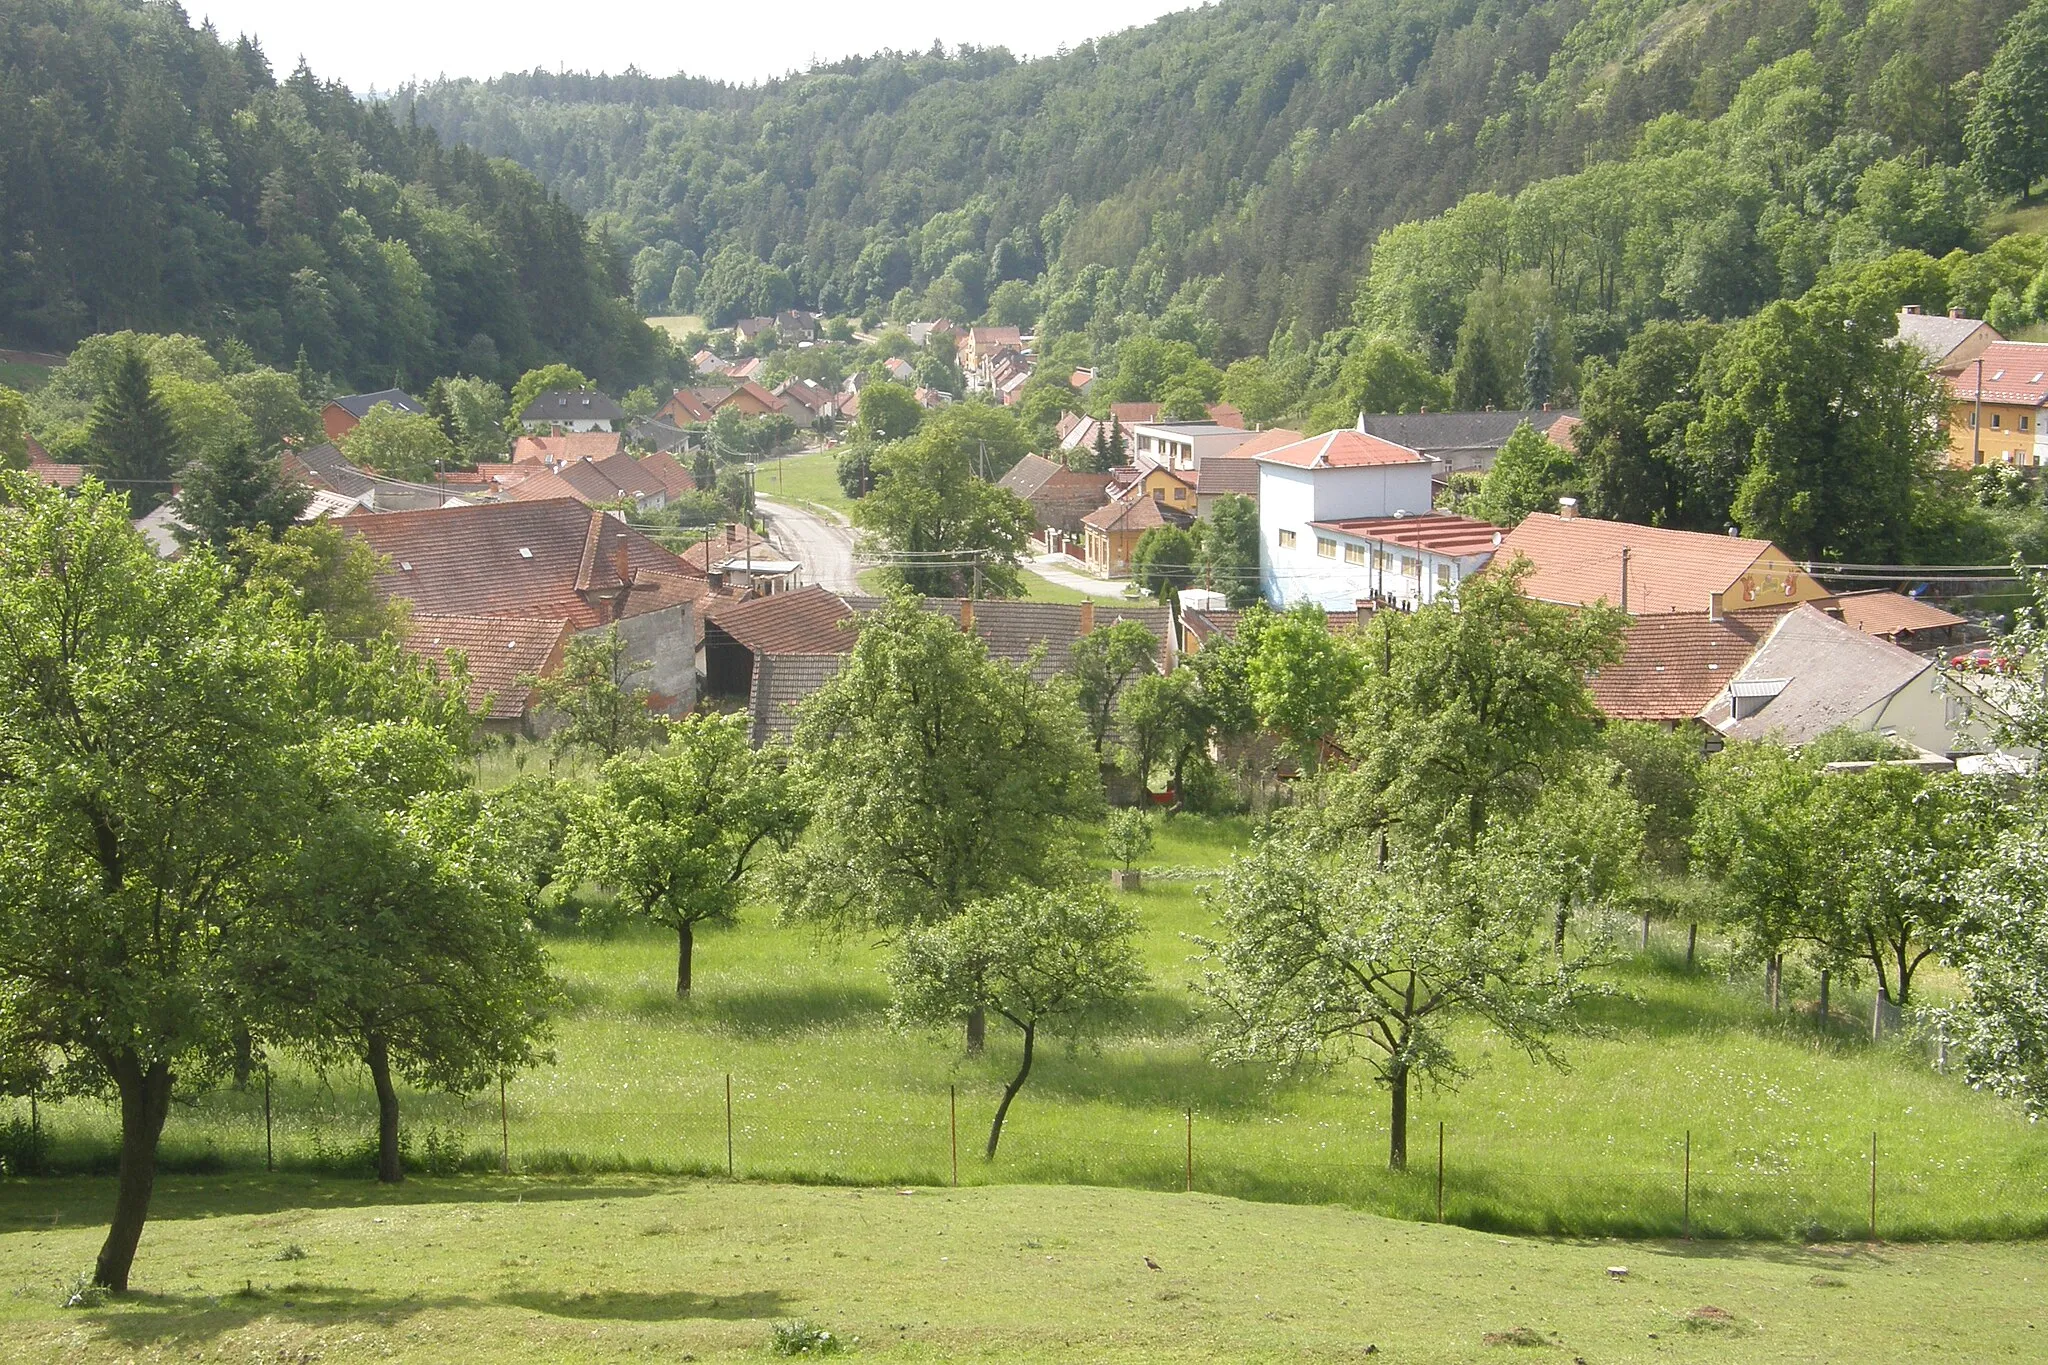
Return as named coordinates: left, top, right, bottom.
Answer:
left=769, top=1319, right=847, bottom=1355
left=0, top=1115, right=48, bottom=1176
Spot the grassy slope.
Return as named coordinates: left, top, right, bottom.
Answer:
left=0, top=362, right=50, bottom=392
left=645, top=314, right=706, bottom=340
left=18, top=819, right=2048, bottom=1242
left=0, top=1176, right=2040, bottom=1362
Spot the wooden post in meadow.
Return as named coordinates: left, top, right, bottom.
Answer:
left=1868, top=1131, right=1879, bottom=1243
left=499, top=1078, right=511, bottom=1175
left=950, top=1085, right=959, bottom=1188
left=725, top=1073, right=735, bottom=1178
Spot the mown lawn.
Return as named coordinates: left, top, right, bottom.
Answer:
left=0, top=1177, right=2040, bottom=1362
left=11, top=817, right=2048, bottom=1242
left=760, top=449, right=852, bottom=515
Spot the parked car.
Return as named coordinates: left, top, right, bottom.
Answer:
left=1948, top=646, right=2021, bottom=674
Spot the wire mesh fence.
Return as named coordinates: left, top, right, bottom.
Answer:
left=6, top=1079, right=2047, bottom=1243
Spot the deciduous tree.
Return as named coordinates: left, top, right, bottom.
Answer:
left=529, top=626, right=669, bottom=758
left=1067, top=618, right=1159, bottom=755
left=338, top=403, right=456, bottom=482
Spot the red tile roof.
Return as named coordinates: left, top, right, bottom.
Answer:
left=1253, top=429, right=1429, bottom=469
left=1947, top=341, right=2048, bottom=406
left=511, top=432, right=623, bottom=465
left=403, top=614, right=571, bottom=720
left=343, top=499, right=688, bottom=631
left=1495, top=512, right=1808, bottom=616
left=705, top=585, right=856, bottom=656
left=27, top=454, right=86, bottom=488
left=1831, top=590, right=1967, bottom=640
left=1082, top=495, right=1194, bottom=534
left=1587, top=612, right=1765, bottom=723
left=634, top=449, right=698, bottom=499
left=1308, top=512, right=1504, bottom=557
left=1225, top=428, right=1305, bottom=460
left=677, top=524, right=777, bottom=576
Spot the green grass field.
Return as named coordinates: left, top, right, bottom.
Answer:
left=0, top=361, right=50, bottom=392
left=12, top=818, right=2048, bottom=1244
left=760, top=449, right=853, bottom=515
left=1, top=1176, right=2040, bottom=1362
left=646, top=314, right=707, bottom=341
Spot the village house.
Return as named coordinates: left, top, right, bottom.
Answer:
left=701, top=585, right=856, bottom=702
left=1831, top=589, right=1968, bottom=651
left=1495, top=508, right=1834, bottom=617
left=519, top=389, right=626, bottom=434
left=504, top=449, right=696, bottom=513
left=321, top=388, right=425, bottom=442
left=342, top=499, right=703, bottom=733
left=510, top=431, right=624, bottom=465
left=997, top=454, right=1114, bottom=545
left=283, top=443, right=469, bottom=512
left=1082, top=490, right=1194, bottom=577
left=1897, top=306, right=2003, bottom=376
left=1699, top=603, right=1991, bottom=756
left=1125, top=421, right=1257, bottom=473
left=1946, top=340, right=2048, bottom=467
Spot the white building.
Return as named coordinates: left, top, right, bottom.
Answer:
left=1255, top=428, right=1498, bottom=611
left=1126, top=421, right=1257, bottom=473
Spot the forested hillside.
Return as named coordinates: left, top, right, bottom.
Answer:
left=403, top=0, right=2028, bottom=351
left=0, top=0, right=668, bottom=391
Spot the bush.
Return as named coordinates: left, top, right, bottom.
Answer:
left=0, top=1114, right=48, bottom=1176
left=1104, top=807, right=1154, bottom=868
left=769, top=1319, right=847, bottom=1356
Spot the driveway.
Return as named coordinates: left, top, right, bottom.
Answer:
left=1027, top=554, right=1143, bottom=601
left=758, top=496, right=861, bottom=594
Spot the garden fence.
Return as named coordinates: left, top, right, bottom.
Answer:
left=5, top=1075, right=2044, bottom=1243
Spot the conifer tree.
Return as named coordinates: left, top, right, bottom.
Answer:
left=85, top=346, right=179, bottom=509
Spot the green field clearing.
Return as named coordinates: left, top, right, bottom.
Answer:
left=11, top=818, right=2047, bottom=1243
left=646, top=314, right=706, bottom=340
left=759, top=449, right=852, bottom=514
left=0, top=1177, right=2039, bottom=1363
left=0, top=361, right=50, bottom=392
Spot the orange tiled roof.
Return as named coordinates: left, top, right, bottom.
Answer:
left=1948, top=341, right=2048, bottom=407
left=511, top=432, right=623, bottom=465
left=403, top=613, right=571, bottom=720
left=1252, top=429, right=1429, bottom=469
left=1832, top=590, right=1966, bottom=639
left=1496, top=512, right=1794, bottom=616
left=1587, top=612, right=1765, bottom=723
left=705, top=585, right=856, bottom=657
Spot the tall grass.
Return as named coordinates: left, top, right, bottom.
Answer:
left=13, top=815, right=2048, bottom=1240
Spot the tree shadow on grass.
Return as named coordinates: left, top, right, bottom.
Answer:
left=80, top=1281, right=793, bottom=1348
left=0, top=1173, right=674, bottom=1228
left=499, top=1286, right=790, bottom=1321
left=626, top=981, right=893, bottom=1038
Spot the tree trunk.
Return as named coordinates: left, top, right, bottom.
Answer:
left=676, top=922, right=694, bottom=997
left=966, top=1007, right=986, bottom=1056
left=232, top=1029, right=253, bottom=1091
left=1388, top=1062, right=1410, bottom=1172
left=1639, top=911, right=1651, bottom=953
left=1686, top=923, right=1697, bottom=971
left=1818, top=968, right=1831, bottom=1025
left=1767, top=954, right=1782, bottom=1010
left=985, top=1021, right=1035, bottom=1160
left=367, top=1031, right=403, bottom=1185
left=93, top=1055, right=174, bottom=1293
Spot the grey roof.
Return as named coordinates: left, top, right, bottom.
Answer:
left=749, top=651, right=844, bottom=746
left=1356, top=408, right=1575, bottom=454
left=841, top=595, right=1174, bottom=683
left=520, top=390, right=627, bottom=423
left=329, top=389, right=425, bottom=419
left=1895, top=312, right=1993, bottom=365
left=1198, top=456, right=1260, bottom=498
left=998, top=453, right=1065, bottom=498
left=289, top=444, right=463, bottom=513
left=1701, top=605, right=1932, bottom=744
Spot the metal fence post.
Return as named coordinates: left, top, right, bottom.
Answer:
left=1683, top=1130, right=1691, bottom=1240
left=1185, top=1106, right=1193, bottom=1193
left=950, top=1085, right=959, bottom=1188
left=499, top=1078, right=510, bottom=1175
left=1436, top=1122, right=1445, bottom=1222
left=1869, top=1130, right=1878, bottom=1242
left=263, top=1067, right=273, bottom=1173
left=725, top=1073, right=734, bottom=1179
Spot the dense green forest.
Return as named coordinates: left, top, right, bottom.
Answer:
left=404, top=0, right=2032, bottom=355
left=0, top=0, right=669, bottom=392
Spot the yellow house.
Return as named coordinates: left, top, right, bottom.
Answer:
left=1947, top=342, right=2048, bottom=468
left=1111, top=461, right=1198, bottom=513
left=1082, top=494, right=1195, bottom=578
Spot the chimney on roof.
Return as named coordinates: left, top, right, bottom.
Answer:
left=960, top=598, right=975, bottom=632
left=1541, top=402, right=1551, bottom=412
left=614, top=537, right=631, bottom=585
left=1079, top=600, right=1095, bottom=634
left=1557, top=497, right=1579, bottom=520
left=1903, top=305, right=1922, bottom=315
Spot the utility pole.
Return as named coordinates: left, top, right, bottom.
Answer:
left=1620, top=546, right=1631, bottom=614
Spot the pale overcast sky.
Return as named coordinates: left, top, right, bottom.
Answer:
left=192, top=1, right=1188, bottom=91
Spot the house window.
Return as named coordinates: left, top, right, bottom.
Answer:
left=1372, top=549, right=1390, bottom=572
left=1316, top=537, right=1338, bottom=559
left=1344, top=543, right=1365, bottom=565
left=1992, top=413, right=2003, bottom=428
left=1172, top=487, right=1187, bottom=501
left=1401, top=555, right=1419, bottom=577
left=1435, top=563, right=1453, bottom=590
left=1278, top=529, right=1297, bottom=549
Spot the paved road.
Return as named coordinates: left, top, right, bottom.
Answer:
left=1026, top=554, right=1144, bottom=601
left=758, top=496, right=862, bottom=594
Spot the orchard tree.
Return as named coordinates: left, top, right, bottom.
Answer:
left=1242, top=605, right=1366, bottom=771
left=890, top=889, right=1143, bottom=1157
left=1941, top=814, right=2048, bottom=1117
left=1602, top=721, right=1706, bottom=875
left=0, top=474, right=308, bottom=1290
left=1480, top=757, right=1646, bottom=950
left=529, top=626, right=668, bottom=758
left=570, top=715, right=803, bottom=995
left=1115, top=668, right=1211, bottom=797
left=1202, top=832, right=1586, bottom=1170
left=338, top=404, right=456, bottom=482
left=239, top=522, right=409, bottom=644
left=1068, top=618, right=1160, bottom=755
left=257, top=729, right=557, bottom=1184
left=784, top=596, right=1100, bottom=1051
left=1691, top=740, right=1822, bottom=1008
left=1337, top=561, right=1624, bottom=845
